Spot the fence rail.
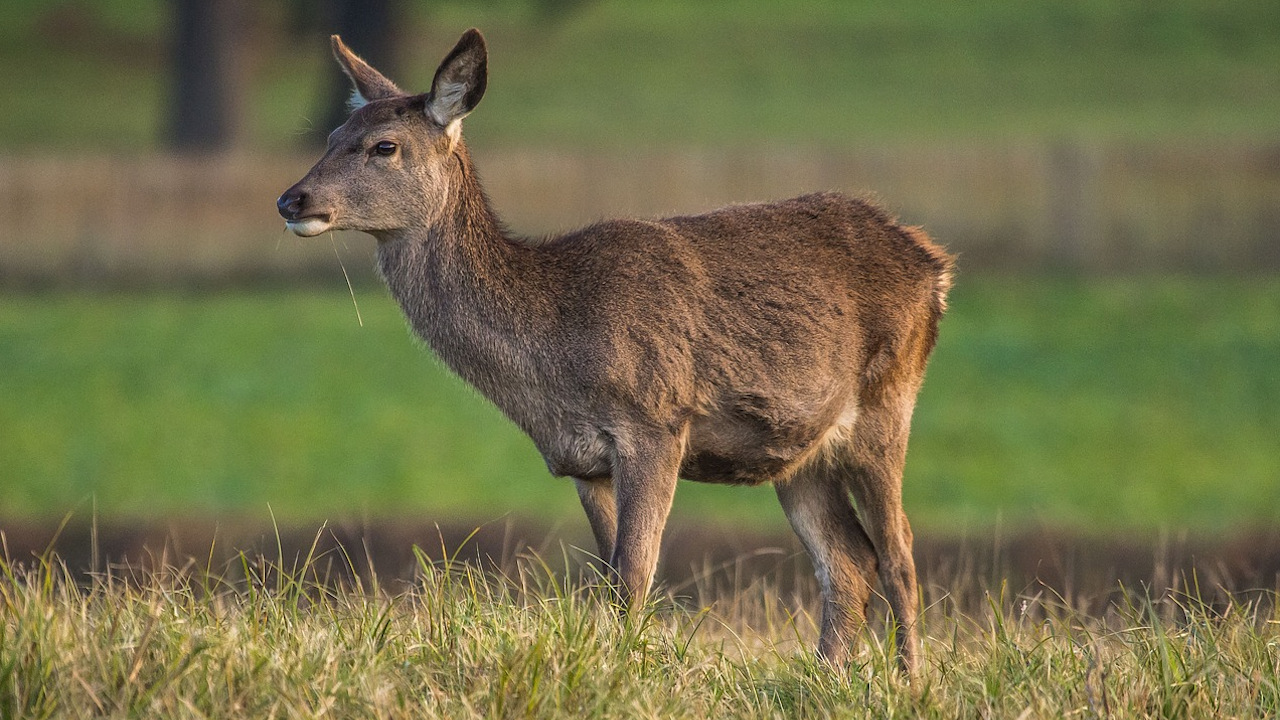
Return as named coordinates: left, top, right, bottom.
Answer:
left=1, top=142, right=1277, bottom=285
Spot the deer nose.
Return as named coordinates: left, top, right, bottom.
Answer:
left=276, top=189, right=308, bottom=220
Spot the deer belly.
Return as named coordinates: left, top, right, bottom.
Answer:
left=679, top=450, right=791, bottom=485
left=681, top=406, right=840, bottom=486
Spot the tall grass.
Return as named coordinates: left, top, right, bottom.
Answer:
left=2, top=530, right=1276, bottom=719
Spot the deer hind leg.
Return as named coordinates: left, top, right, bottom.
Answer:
left=775, top=464, right=879, bottom=668
left=608, top=429, right=685, bottom=607
left=574, top=477, right=617, bottom=564
left=841, top=391, right=922, bottom=674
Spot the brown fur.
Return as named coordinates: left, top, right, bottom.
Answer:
left=277, top=30, right=953, bottom=673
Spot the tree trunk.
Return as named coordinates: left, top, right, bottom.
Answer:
left=167, top=0, right=246, bottom=152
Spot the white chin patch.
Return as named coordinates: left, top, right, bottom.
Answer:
left=286, top=218, right=332, bottom=237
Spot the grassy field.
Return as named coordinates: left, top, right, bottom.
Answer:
left=1, top=546, right=1277, bottom=719
left=2, top=0, right=1279, bottom=150
left=1, top=275, right=1277, bottom=536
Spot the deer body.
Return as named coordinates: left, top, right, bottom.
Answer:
left=279, top=30, right=952, bottom=673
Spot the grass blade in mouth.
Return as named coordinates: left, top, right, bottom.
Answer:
left=330, top=230, right=363, bottom=327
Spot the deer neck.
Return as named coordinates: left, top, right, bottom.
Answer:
left=374, top=143, right=550, bottom=400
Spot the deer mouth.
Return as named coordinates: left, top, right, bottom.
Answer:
left=285, top=214, right=334, bottom=237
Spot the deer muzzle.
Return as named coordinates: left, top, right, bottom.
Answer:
left=276, top=185, right=334, bottom=237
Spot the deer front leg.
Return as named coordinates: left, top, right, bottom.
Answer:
left=574, top=477, right=617, bottom=563
left=608, top=430, right=685, bottom=607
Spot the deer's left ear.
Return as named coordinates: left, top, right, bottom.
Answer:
left=427, top=29, right=487, bottom=128
left=331, top=35, right=403, bottom=110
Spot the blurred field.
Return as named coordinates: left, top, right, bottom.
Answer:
left=5, top=144, right=1280, bottom=287
left=2, top=275, right=1277, bottom=536
left=1, top=0, right=1279, bottom=150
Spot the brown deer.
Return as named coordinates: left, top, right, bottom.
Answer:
left=277, top=29, right=952, bottom=673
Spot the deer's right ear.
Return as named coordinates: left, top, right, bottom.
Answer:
left=331, top=35, right=403, bottom=110
left=427, top=29, right=488, bottom=129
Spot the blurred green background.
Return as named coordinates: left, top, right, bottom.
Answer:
left=4, top=0, right=1280, bottom=148
left=1, top=0, right=1278, bottom=538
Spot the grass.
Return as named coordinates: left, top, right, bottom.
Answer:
left=909, top=275, right=1280, bottom=533
left=1, top=537, right=1277, bottom=719
left=2, top=0, right=1280, bottom=150
left=1, top=275, right=1278, bottom=536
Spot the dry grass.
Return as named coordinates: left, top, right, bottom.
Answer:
left=2, top=528, right=1277, bottom=719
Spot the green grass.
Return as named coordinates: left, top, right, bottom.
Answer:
left=2, top=0, right=1279, bottom=149
left=1, top=545, right=1277, bottom=719
left=909, top=275, right=1280, bottom=533
left=1, top=276, right=1277, bottom=535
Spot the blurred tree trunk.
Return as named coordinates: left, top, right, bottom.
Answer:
left=315, top=0, right=402, bottom=143
left=167, top=0, right=247, bottom=153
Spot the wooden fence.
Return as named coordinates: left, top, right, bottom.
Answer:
left=1, top=141, right=1277, bottom=286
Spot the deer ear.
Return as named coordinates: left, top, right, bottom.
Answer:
left=427, top=29, right=487, bottom=128
left=331, top=35, right=403, bottom=110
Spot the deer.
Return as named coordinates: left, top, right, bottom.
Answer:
left=277, top=29, right=952, bottom=673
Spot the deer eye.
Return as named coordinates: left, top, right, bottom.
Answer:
left=373, top=140, right=397, bottom=156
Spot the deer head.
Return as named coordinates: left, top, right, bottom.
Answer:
left=277, top=30, right=488, bottom=238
